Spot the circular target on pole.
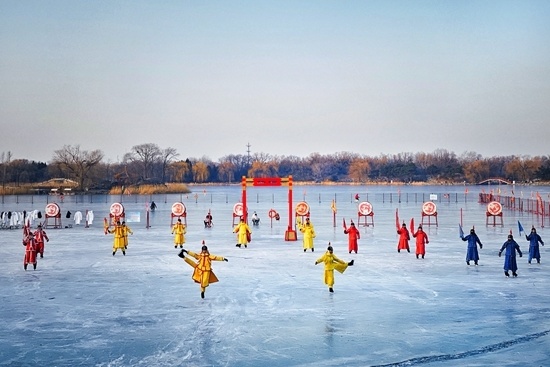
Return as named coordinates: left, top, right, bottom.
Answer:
left=295, top=201, right=309, bottom=216
left=110, top=202, right=124, bottom=217
left=422, top=201, right=437, bottom=216
left=487, top=201, right=502, bottom=216
left=358, top=201, right=373, bottom=216
left=233, top=203, right=244, bottom=216
left=45, top=203, right=60, bottom=217
left=171, top=202, right=186, bottom=216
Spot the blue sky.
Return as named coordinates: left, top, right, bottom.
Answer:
left=1, top=0, right=549, bottom=163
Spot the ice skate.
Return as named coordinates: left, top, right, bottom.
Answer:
left=513, top=272, right=517, bottom=277
left=348, top=260, right=354, bottom=266
left=201, top=292, right=205, bottom=299
left=112, top=251, right=116, bottom=256
left=122, top=251, right=126, bottom=256
left=329, top=288, right=334, bottom=293
left=178, top=249, right=185, bottom=258
left=236, top=244, right=241, bottom=248
left=505, top=271, right=509, bottom=277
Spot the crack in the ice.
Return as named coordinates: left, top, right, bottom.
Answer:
left=371, top=329, right=550, bottom=366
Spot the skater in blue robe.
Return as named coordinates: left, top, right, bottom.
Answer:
left=461, top=228, right=483, bottom=265
left=525, top=227, right=544, bottom=264
left=499, top=234, right=523, bottom=277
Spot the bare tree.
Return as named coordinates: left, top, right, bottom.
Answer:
left=160, top=147, right=179, bottom=183
left=52, top=145, right=104, bottom=191
left=123, top=143, right=161, bottom=182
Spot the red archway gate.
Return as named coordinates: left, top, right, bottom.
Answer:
left=241, top=176, right=297, bottom=241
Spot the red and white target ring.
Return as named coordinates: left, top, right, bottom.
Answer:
left=171, top=202, right=186, bottom=216
left=295, top=201, right=310, bottom=216
left=487, top=201, right=502, bottom=216
left=110, top=202, right=124, bottom=216
left=422, top=201, right=437, bottom=216
left=233, top=203, right=244, bottom=216
left=358, top=201, right=373, bottom=216
left=45, top=203, right=60, bottom=217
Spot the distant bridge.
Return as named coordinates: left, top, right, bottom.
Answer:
left=478, top=178, right=512, bottom=185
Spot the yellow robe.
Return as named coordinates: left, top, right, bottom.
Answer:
left=108, top=224, right=125, bottom=251
left=315, top=251, right=348, bottom=287
left=233, top=222, right=251, bottom=245
left=298, top=223, right=316, bottom=250
left=171, top=222, right=186, bottom=245
left=184, top=250, right=225, bottom=292
left=122, top=224, right=133, bottom=248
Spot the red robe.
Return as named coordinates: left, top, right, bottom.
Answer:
left=397, top=227, right=410, bottom=251
left=344, top=225, right=360, bottom=253
left=23, top=236, right=37, bottom=270
left=33, top=229, right=49, bottom=257
left=412, top=229, right=429, bottom=256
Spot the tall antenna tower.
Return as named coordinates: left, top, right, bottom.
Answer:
left=246, top=142, right=251, bottom=167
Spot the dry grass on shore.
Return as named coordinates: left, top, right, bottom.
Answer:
left=108, top=183, right=190, bottom=195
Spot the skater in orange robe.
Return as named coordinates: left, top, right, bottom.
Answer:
left=122, top=221, right=133, bottom=249
left=397, top=222, right=410, bottom=253
left=314, top=244, right=354, bottom=293
left=344, top=221, right=360, bottom=254
left=33, top=224, right=49, bottom=258
left=178, top=242, right=228, bottom=299
left=107, top=221, right=126, bottom=256
left=233, top=217, right=251, bottom=248
left=412, top=225, right=429, bottom=259
left=23, top=232, right=38, bottom=270
left=171, top=218, right=186, bottom=248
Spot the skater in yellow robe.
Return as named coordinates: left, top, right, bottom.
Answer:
left=314, top=244, right=354, bottom=293
left=178, top=242, right=228, bottom=298
left=233, top=217, right=251, bottom=248
left=171, top=218, right=186, bottom=248
left=298, top=217, right=316, bottom=252
left=107, top=221, right=125, bottom=256
left=122, top=221, right=133, bottom=249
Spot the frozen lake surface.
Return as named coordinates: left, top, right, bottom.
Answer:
left=1, top=185, right=549, bottom=366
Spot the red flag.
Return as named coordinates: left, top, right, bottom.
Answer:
left=343, top=218, right=347, bottom=230
left=395, top=209, right=399, bottom=230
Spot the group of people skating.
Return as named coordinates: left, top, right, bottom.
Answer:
left=22, top=224, right=49, bottom=270
left=106, top=220, right=133, bottom=256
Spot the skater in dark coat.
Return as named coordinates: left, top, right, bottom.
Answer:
left=499, top=234, right=523, bottom=277
left=461, top=228, right=483, bottom=265
left=525, top=227, right=544, bottom=264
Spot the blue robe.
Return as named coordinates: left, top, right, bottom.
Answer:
left=499, top=240, right=522, bottom=272
left=461, top=234, right=482, bottom=263
left=526, top=232, right=544, bottom=263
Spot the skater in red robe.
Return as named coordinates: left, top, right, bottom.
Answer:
left=33, top=224, right=49, bottom=258
left=397, top=222, right=410, bottom=253
left=23, top=232, right=38, bottom=270
left=344, top=220, right=360, bottom=254
left=412, top=225, right=429, bottom=259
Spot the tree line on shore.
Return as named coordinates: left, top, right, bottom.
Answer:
left=1, top=145, right=550, bottom=193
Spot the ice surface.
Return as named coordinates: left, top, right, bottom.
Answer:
left=1, top=185, right=549, bottom=366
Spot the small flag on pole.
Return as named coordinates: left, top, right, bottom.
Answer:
left=518, top=221, right=524, bottom=235
left=459, top=224, right=464, bottom=238
left=331, top=199, right=337, bottom=214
